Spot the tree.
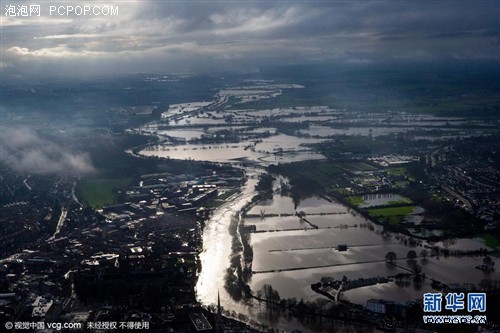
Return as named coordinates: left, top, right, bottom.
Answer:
left=259, top=284, right=281, bottom=309
left=420, top=249, right=429, bottom=265
left=385, top=251, right=397, bottom=263
left=262, top=284, right=274, bottom=301
left=483, top=256, right=494, bottom=268
left=407, top=250, right=417, bottom=260
left=479, top=278, right=493, bottom=291
left=255, top=174, right=274, bottom=192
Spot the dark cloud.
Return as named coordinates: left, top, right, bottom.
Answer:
left=1, top=0, right=498, bottom=79
left=0, top=127, right=95, bottom=175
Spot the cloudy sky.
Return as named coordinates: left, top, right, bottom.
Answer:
left=1, top=0, right=499, bottom=79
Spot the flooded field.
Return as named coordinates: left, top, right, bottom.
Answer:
left=133, top=85, right=499, bottom=332
left=139, top=134, right=325, bottom=164
left=358, top=193, right=411, bottom=207
left=245, top=194, right=499, bottom=305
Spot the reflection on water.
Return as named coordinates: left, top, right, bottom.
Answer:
left=140, top=134, right=326, bottom=164
left=299, top=125, right=413, bottom=137
left=196, top=169, right=259, bottom=307
left=196, top=184, right=499, bottom=331
left=197, top=174, right=388, bottom=332
left=358, top=193, right=409, bottom=208
left=135, top=102, right=500, bottom=331
left=246, top=193, right=500, bottom=305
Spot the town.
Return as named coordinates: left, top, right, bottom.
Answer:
left=1, top=67, right=499, bottom=332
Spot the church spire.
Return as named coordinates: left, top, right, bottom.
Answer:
left=215, top=291, right=222, bottom=333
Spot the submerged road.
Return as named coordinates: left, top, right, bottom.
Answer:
left=245, top=211, right=348, bottom=218
left=251, top=224, right=360, bottom=233
left=268, top=242, right=401, bottom=252
left=252, top=255, right=424, bottom=274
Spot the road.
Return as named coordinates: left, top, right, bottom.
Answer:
left=48, top=207, right=67, bottom=241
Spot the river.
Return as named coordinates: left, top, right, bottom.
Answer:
left=195, top=169, right=499, bottom=332
left=196, top=169, right=389, bottom=332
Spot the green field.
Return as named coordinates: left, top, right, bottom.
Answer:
left=347, top=196, right=365, bottom=206
left=271, top=161, right=345, bottom=187
left=368, top=206, right=416, bottom=225
left=384, top=167, right=407, bottom=176
left=317, top=136, right=395, bottom=158
left=481, top=234, right=500, bottom=251
left=78, top=177, right=130, bottom=209
left=204, top=200, right=225, bottom=209
left=386, top=197, right=413, bottom=205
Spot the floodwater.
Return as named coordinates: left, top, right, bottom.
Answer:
left=298, top=125, right=414, bottom=137
left=246, top=194, right=499, bottom=306
left=139, top=134, right=325, bottom=164
left=157, top=129, right=205, bottom=140
left=358, top=193, right=410, bottom=208
left=197, top=173, right=387, bottom=332
left=136, top=103, right=499, bottom=332
left=196, top=168, right=260, bottom=307
left=141, top=133, right=497, bottom=331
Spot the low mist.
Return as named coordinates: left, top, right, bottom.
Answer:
left=0, top=126, right=96, bottom=175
